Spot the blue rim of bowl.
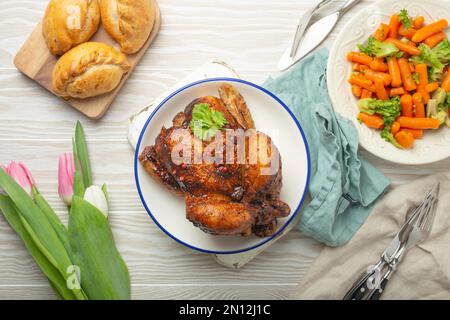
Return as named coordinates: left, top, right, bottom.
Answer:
left=134, top=77, right=311, bottom=255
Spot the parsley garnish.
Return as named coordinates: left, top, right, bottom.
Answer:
left=189, top=103, right=228, bottom=140
left=399, top=9, right=412, bottom=29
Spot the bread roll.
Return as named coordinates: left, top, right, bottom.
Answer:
left=52, top=42, right=131, bottom=99
left=43, top=0, right=101, bottom=56
left=100, top=0, right=156, bottom=54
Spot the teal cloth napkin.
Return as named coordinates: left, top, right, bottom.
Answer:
left=264, top=49, right=390, bottom=247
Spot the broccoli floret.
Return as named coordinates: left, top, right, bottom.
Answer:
left=412, top=44, right=445, bottom=70
left=381, top=117, right=402, bottom=149
left=429, top=66, right=444, bottom=82
left=433, top=39, right=450, bottom=64
left=358, top=36, right=399, bottom=58
left=357, top=97, right=401, bottom=118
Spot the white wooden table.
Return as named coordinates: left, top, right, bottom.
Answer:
left=0, top=0, right=449, bottom=300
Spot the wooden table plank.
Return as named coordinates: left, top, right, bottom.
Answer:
left=1, top=0, right=448, bottom=300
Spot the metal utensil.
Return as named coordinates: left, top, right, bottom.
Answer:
left=343, top=184, right=440, bottom=300
left=278, top=0, right=361, bottom=71
left=290, top=0, right=334, bottom=58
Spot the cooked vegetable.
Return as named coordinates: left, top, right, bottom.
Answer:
left=397, top=116, right=441, bottom=129
left=413, top=92, right=426, bottom=117
left=375, top=78, right=389, bottom=100
left=348, top=10, right=449, bottom=149
left=352, top=85, right=362, bottom=98
left=424, top=32, right=446, bottom=48
left=412, top=19, right=449, bottom=43
left=358, top=37, right=399, bottom=58
left=348, top=74, right=375, bottom=92
left=395, top=130, right=415, bottom=149
left=386, top=38, right=421, bottom=56
left=388, top=57, right=402, bottom=87
left=398, top=58, right=418, bottom=91
left=347, top=51, right=373, bottom=65
left=401, top=128, right=424, bottom=139
left=358, top=112, right=384, bottom=129
left=389, top=15, right=400, bottom=39
left=400, top=94, right=414, bottom=117
left=414, top=16, right=425, bottom=29
left=357, top=96, right=401, bottom=118
left=374, top=23, right=391, bottom=41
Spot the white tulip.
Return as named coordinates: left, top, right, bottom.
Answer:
left=83, top=185, right=109, bottom=218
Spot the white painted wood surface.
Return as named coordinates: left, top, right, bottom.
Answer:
left=0, top=0, right=449, bottom=300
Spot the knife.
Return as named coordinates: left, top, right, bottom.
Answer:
left=290, top=0, right=334, bottom=58
left=278, top=0, right=361, bottom=71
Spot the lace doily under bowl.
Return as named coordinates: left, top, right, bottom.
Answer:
left=327, top=0, right=450, bottom=165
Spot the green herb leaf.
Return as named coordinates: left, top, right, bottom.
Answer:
left=399, top=9, right=412, bottom=29
left=69, top=196, right=130, bottom=300
left=74, top=121, right=92, bottom=188
left=189, top=103, right=228, bottom=140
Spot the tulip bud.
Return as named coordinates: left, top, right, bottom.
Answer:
left=6, top=162, right=34, bottom=196
left=58, top=153, right=75, bottom=206
left=84, top=185, right=109, bottom=217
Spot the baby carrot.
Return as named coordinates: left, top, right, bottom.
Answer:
left=389, top=14, right=400, bottom=39
left=414, top=16, right=425, bottom=29
left=416, top=64, right=429, bottom=103
left=409, top=62, right=415, bottom=73
left=358, top=112, right=384, bottom=129
left=442, top=71, right=450, bottom=92
left=361, top=89, right=373, bottom=99
left=395, top=130, right=415, bottom=149
left=387, top=57, right=402, bottom=87
left=374, top=23, right=391, bottom=41
left=425, top=82, right=439, bottom=93
left=352, top=85, right=362, bottom=98
left=374, top=78, right=389, bottom=100
left=400, top=94, right=414, bottom=117
left=399, top=25, right=417, bottom=40
left=398, top=58, right=417, bottom=91
left=412, top=19, right=449, bottom=43
left=386, top=38, right=421, bottom=55
left=352, top=63, right=361, bottom=71
left=391, top=121, right=401, bottom=135
left=348, top=74, right=375, bottom=92
left=360, top=65, right=392, bottom=86
left=401, top=128, right=424, bottom=139
left=347, top=52, right=373, bottom=65
left=397, top=116, right=441, bottom=129
left=413, top=92, right=426, bottom=118
left=370, top=58, right=389, bottom=72
left=423, top=32, right=446, bottom=48
left=390, top=87, right=406, bottom=96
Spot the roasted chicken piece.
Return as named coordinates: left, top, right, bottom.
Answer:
left=139, top=84, right=290, bottom=237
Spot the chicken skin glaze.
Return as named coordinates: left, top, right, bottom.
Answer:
left=139, top=84, right=290, bottom=237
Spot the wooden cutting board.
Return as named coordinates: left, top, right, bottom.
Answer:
left=14, top=2, right=161, bottom=120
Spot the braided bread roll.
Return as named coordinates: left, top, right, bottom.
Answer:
left=52, top=42, right=131, bottom=99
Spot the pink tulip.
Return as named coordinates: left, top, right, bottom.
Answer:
left=58, top=153, right=75, bottom=206
left=5, top=162, right=35, bottom=196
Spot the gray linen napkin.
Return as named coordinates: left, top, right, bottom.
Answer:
left=293, top=173, right=450, bottom=300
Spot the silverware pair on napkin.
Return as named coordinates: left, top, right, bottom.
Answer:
left=343, top=184, right=440, bottom=300
left=278, top=0, right=361, bottom=71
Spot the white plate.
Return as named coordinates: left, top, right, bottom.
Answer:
left=327, top=0, right=450, bottom=165
left=134, top=78, right=310, bottom=254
